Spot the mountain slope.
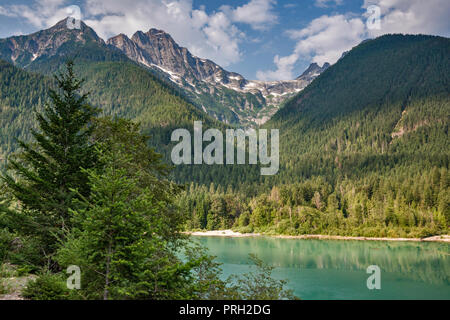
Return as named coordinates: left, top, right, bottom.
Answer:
left=0, top=59, right=52, bottom=162
left=267, top=34, right=449, bottom=183
left=0, top=19, right=328, bottom=126
left=0, top=18, right=107, bottom=68
left=107, top=29, right=327, bottom=126
left=177, top=34, right=449, bottom=238
left=73, top=60, right=222, bottom=142
left=0, top=56, right=222, bottom=163
left=296, top=62, right=330, bottom=81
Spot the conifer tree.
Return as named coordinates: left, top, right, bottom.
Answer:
left=2, top=60, right=99, bottom=254
left=56, top=119, right=196, bottom=299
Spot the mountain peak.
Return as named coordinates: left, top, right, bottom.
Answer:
left=0, top=17, right=104, bottom=67
left=129, top=28, right=177, bottom=47
left=48, top=17, right=100, bottom=38
left=111, top=33, right=129, bottom=39
left=296, top=62, right=329, bottom=81
left=53, top=16, right=81, bottom=26
left=107, top=27, right=330, bottom=125
left=147, top=28, right=169, bottom=36
left=108, top=33, right=132, bottom=46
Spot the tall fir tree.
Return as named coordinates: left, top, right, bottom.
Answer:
left=56, top=119, right=196, bottom=299
left=2, top=60, right=99, bottom=256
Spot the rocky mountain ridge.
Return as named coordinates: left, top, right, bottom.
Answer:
left=0, top=18, right=329, bottom=126
left=107, top=29, right=329, bottom=121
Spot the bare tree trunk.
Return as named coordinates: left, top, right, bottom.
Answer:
left=289, top=207, right=292, bottom=225
left=104, top=242, right=112, bottom=300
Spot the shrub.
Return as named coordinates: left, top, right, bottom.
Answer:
left=22, top=273, right=71, bottom=300
left=16, top=265, right=33, bottom=277
left=0, top=280, right=11, bottom=295
left=7, top=236, right=46, bottom=270
left=0, top=228, right=14, bottom=262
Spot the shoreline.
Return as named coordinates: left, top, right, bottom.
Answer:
left=186, top=230, right=450, bottom=243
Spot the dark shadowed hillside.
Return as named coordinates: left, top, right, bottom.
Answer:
left=179, top=34, right=449, bottom=237
left=267, top=34, right=449, bottom=183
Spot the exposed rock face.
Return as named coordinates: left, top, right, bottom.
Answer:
left=0, top=18, right=329, bottom=126
left=296, top=62, right=330, bottom=82
left=0, top=18, right=103, bottom=67
left=108, top=29, right=329, bottom=95
left=108, top=29, right=246, bottom=87
left=108, top=29, right=329, bottom=125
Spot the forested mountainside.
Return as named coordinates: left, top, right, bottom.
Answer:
left=178, top=34, right=449, bottom=238
left=269, top=34, right=449, bottom=182
left=0, top=58, right=221, bottom=166
left=0, top=60, right=52, bottom=163
left=0, top=18, right=326, bottom=127
left=0, top=25, right=448, bottom=238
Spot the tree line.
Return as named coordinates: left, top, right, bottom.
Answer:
left=0, top=61, right=295, bottom=300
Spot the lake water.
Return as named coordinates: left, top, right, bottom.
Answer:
left=192, top=236, right=450, bottom=300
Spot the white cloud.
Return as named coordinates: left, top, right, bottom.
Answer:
left=82, top=0, right=246, bottom=66
left=257, top=14, right=365, bottom=80
left=0, top=0, right=72, bottom=29
left=256, top=53, right=299, bottom=81
left=0, top=0, right=278, bottom=68
left=223, top=0, right=278, bottom=30
left=289, top=15, right=366, bottom=65
left=257, top=0, right=450, bottom=80
left=363, top=0, right=450, bottom=37
left=0, top=6, right=12, bottom=16
left=315, top=0, right=343, bottom=8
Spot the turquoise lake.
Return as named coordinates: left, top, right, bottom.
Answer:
left=192, top=236, right=450, bottom=300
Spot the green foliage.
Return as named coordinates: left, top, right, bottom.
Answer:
left=268, top=35, right=449, bottom=186
left=0, top=60, right=297, bottom=300
left=179, top=183, right=244, bottom=231
left=0, top=228, right=13, bottom=263
left=0, top=192, right=43, bottom=268
left=55, top=118, right=199, bottom=299
left=0, top=196, right=12, bottom=261
left=182, top=170, right=449, bottom=237
left=0, top=59, right=52, bottom=163
left=227, top=254, right=297, bottom=300
left=176, top=35, right=449, bottom=238
left=22, top=273, right=71, bottom=300
left=2, top=61, right=99, bottom=259
left=184, top=246, right=297, bottom=300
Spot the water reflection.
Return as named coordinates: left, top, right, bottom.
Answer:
left=193, top=236, right=450, bottom=286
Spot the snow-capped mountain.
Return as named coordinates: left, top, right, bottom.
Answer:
left=0, top=18, right=329, bottom=126
left=108, top=29, right=329, bottom=125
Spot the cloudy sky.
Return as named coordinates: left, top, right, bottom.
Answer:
left=0, top=0, right=449, bottom=80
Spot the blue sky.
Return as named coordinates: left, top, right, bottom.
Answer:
left=0, top=0, right=449, bottom=80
